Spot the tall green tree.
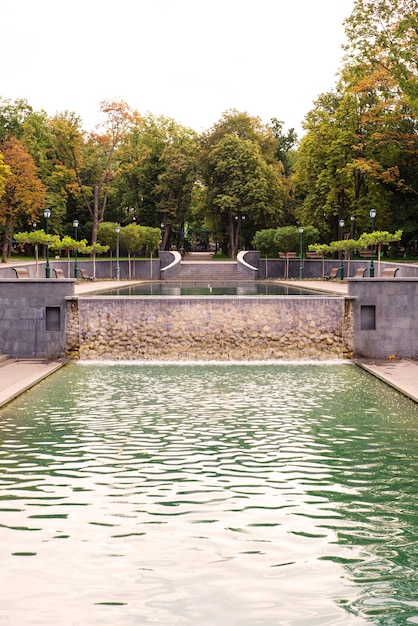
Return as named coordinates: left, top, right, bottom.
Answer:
left=58, top=100, right=139, bottom=246
left=113, top=114, right=199, bottom=249
left=200, top=111, right=285, bottom=257
left=270, top=118, right=298, bottom=176
left=343, top=0, right=418, bottom=113
left=293, top=0, right=418, bottom=246
left=0, top=98, right=34, bottom=142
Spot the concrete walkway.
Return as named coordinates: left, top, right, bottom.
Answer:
left=355, top=358, right=418, bottom=404
left=74, top=279, right=141, bottom=295
left=277, top=279, right=348, bottom=295
left=0, top=359, right=66, bottom=408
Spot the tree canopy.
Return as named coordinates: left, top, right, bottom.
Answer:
left=0, top=0, right=416, bottom=261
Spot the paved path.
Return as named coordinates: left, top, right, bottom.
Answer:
left=355, top=358, right=418, bottom=404
left=74, top=279, right=140, bottom=294
left=181, top=252, right=215, bottom=262
left=0, top=359, right=65, bottom=408
left=278, top=279, right=348, bottom=295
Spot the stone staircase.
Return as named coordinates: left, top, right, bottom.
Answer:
left=168, top=261, right=245, bottom=282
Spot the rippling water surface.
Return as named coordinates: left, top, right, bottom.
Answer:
left=1, top=363, right=418, bottom=625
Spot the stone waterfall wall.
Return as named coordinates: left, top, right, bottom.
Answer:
left=66, top=296, right=353, bottom=361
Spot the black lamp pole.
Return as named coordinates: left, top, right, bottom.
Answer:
left=299, top=227, right=304, bottom=279
left=339, top=219, right=345, bottom=280
left=44, top=209, right=51, bottom=278
left=370, top=209, right=377, bottom=277
left=115, top=226, right=121, bottom=280
left=73, top=219, right=79, bottom=279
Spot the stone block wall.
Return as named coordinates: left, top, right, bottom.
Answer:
left=348, top=277, right=418, bottom=358
left=66, top=296, right=353, bottom=361
left=0, top=279, right=74, bottom=358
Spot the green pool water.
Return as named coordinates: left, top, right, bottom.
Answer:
left=1, top=362, right=418, bottom=625
left=86, top=281, right=324, bottom=296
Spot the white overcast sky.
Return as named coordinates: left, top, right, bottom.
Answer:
left=2, top=0, right=355, bottom=138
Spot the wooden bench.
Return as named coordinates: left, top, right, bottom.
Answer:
left=80, top=268, right=95, bottom=281
left=353, top=267, right=366, bottom=277
left=53, top=268, right=65, bottom=278
left=381, top=267, right=399, bottom=277
left=324, top=267, right=338, bottom=280
left=12, top=267, right=29, bottom=278
left=279, top=251, right=298, bottom=259
left=359, top=250, right=373, bottom=258
left=306, top=252, right=323, bottom=259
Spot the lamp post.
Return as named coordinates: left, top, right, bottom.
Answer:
left=350, top=215, right=355, bottom=238
left=299, top=227, right=304, bottom=279
left=339, top=219, right=345, bottom=280
left=44, top=208, right=51, bottom=278
left=32, top=222, right=37, bottom=260
left=115, top=226, right=121, bottom=280
left=369, top=208, right=377, bottom=277
left=350, top=215, right=355, bottom=260
left=73, top=219, right=79, bottom=279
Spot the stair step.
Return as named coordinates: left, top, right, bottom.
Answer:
left=166, top=261, right=247, bottom=282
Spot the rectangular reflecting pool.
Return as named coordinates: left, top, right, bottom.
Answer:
left=1, top=362, right=418, bottom=625
left=85, top=281, right=327, bottom=296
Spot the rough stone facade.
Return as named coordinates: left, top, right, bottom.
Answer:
left=66, top=296, right=354, bottom=361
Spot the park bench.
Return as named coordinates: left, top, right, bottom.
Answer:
left=80, top=269, right=95, bottom=281
left=353, top=267, right=367, bottom=277
left=279, top=251, right=298, bottom=259
left=306, top=252, right=323, bottom=259
left=381, top=267, right=399, bottom=277
left=359, top=250, right=373, bottom=258
left=12, top=268, right=29, bottom=278
left=53, top=268, right=65, bottom=278
left=324, top=267, right=338, bottom=280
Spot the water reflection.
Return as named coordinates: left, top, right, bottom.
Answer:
left=86, top=281, right=323, bottom=296
left=1, top=363, right=418, bottom=624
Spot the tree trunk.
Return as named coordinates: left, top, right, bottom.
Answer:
left=161, top=217, right=170, bottom=251
left=229, top=213, right=238, bottom=258
left=1, top=214, right=11, bottom=263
